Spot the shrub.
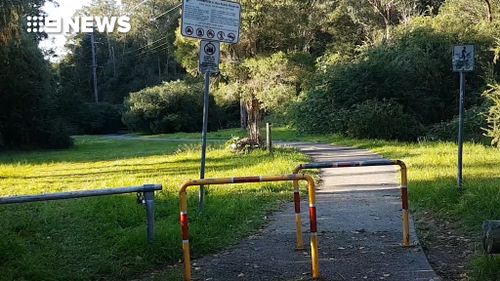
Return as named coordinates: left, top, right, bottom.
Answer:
left=0, top=34, right=73, bottom=149
left=290, top=94, right=350, bottom=135
left=426, top=105, right=489, bottom=143
left=37, top=119, right=74, bottom=149
left=122, top=79, right=220, bottom=134
left=78, top=103, right=124, bottom=134
left=346, top=99, right=423, bottom=141
left=292, top=21, right=495, bottom=138
left=484, top=83, right=500, bottom=147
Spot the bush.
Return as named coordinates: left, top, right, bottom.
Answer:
left=292, top=20, right=495, bottom=138
left=290, top=93, right=350, bottom=135
left=347, top=99, right=423, bottom=141
left=37, top=119, right=74, bottom=149
left=122, top=79, right=220, bottom=134
left=426, top=105, right=489, bottom=143
left=0, top=34, right=73, bottom=149
left=484, top=83, right=500, bottom=147
left=78, top=103, right=124, bottom=134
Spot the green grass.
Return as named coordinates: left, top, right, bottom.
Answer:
left=2, top=128, right=499, bottom=280
left=0, top=135, right=308, bottom=281
left=136, top=127, right=304, bottom=141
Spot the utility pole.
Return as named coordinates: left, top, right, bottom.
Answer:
left=90, top=30, right=99, bottom=103
left=157, top=56, right=161, bottom=81
left=106, top=34, right=116, bottom=77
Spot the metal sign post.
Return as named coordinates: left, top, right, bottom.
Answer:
left=452, top=44, right=475, bottom=190
left=198, top=40, right=220, bottom=211
left=181, top=0, right=241, bottom=211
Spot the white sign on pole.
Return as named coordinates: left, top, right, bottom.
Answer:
left=199, top=40, right=220, bottom=74
left=181, top=0, right=241, bottom=44
left=453, top=45, right=475, bottom=72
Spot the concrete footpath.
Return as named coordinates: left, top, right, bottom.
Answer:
left=193, top=143, right=440, bottom=281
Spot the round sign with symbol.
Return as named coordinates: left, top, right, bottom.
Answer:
left=217, top=31, right=225, bottom=40
left=207, top=29, right=215, bottom=38
left=227, top=33, right=235, bottom=42
left=204, top=43, right=216, bottom=56
left=196, top=28, right=204, bottom=37
left=185, top=26, right=194, bottom=35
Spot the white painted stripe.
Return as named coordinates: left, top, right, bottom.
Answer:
left=182, top=240, right=190, bottom=244
left=180, top=211, right=188, bottom=215
left=309, top=204, right=316, bottom=208
left=259, top=176, right=264, bottom=181
left=231, top=177, right=235, bottom=183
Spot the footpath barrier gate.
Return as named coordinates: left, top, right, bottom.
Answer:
left=179, top=174, right=320, bottom=281
left=0, top=184, right=163, bottom=242
left=291, top=159, right=410, bottom=250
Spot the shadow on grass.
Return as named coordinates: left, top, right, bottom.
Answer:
left=0, top=181, right=294, bottom=281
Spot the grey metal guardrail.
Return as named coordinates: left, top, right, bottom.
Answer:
left=0, top=184, right=162, bottom=243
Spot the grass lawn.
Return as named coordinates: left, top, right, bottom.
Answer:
left=0, top=135, right=308, bottom=281
left=1, top=128, right=499, bottom=280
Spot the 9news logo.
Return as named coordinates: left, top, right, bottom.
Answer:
left=26, top=16, right=131, bottom=34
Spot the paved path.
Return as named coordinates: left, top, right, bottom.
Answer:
left=193, top=142, right=440, bottom=281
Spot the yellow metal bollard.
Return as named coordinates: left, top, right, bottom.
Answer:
left=293, top=159, right=411, bottom=248
left=292, top=166, right=305, bottom=250
left=396, top=160, right=411, bottom=247
left=178, top=174, right=320, bottom=281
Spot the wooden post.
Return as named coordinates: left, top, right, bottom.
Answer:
left=266, top=123, right=272, bottom=154
left=482, top=220, right=500, bottom=254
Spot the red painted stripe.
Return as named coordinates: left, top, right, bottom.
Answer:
left=181, top=213, right=189, bottom=240
left=233, top=176, right=261, bottom=183
left=294, top=192, right=301, bottom=213
left=401, top=188, right=409, bottom=210
left=309, top=207, right=317, bottom=233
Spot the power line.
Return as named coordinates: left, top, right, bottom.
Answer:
left=136, top=41, right=170, bottom=57
left=128, top=35, right=168, bottom=54
left=129, top=0, right=153, bottom=12
left=150, top=2, right=182, bottom=22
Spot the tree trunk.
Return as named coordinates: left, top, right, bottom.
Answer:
left=484, top=0, right=493, bottom=22
left=482, top=220, right=500, bottom=254
left=384, top=17, right=390, bottom=41
left=240, top=98, right=248, bottom=129
left=246, top=95, right=262, bottom=144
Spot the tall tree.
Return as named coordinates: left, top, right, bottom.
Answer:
left=176, top=0, right=320, bottom=144
left=0, top=0, right=72, bottom=148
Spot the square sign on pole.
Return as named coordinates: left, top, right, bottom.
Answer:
left=199, top=40, right=220, bottom=74
left=453, top=45, right=475, bottom=72
left=181, top=0, right=241, bottom=44
left=452, top=44, right=475, bottom=190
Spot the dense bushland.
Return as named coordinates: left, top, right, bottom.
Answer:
left=291, top=0, right=500, bottom=142
left=0, top=34, right=72, bottom=149
left=122, top=79, right=237, bottom=134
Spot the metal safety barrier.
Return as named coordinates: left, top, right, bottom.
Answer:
left=179, top=174, right=320, bottom=281
left=0, top=184, right=163, bottom=242
left=292, top=159, right=410, bottom=249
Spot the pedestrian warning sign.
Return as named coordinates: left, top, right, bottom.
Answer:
left=181, top=0, right=241, bottom=44
left=453, top=45, right=475, bottom=72
left=199, top=40, right=220, bottom=74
